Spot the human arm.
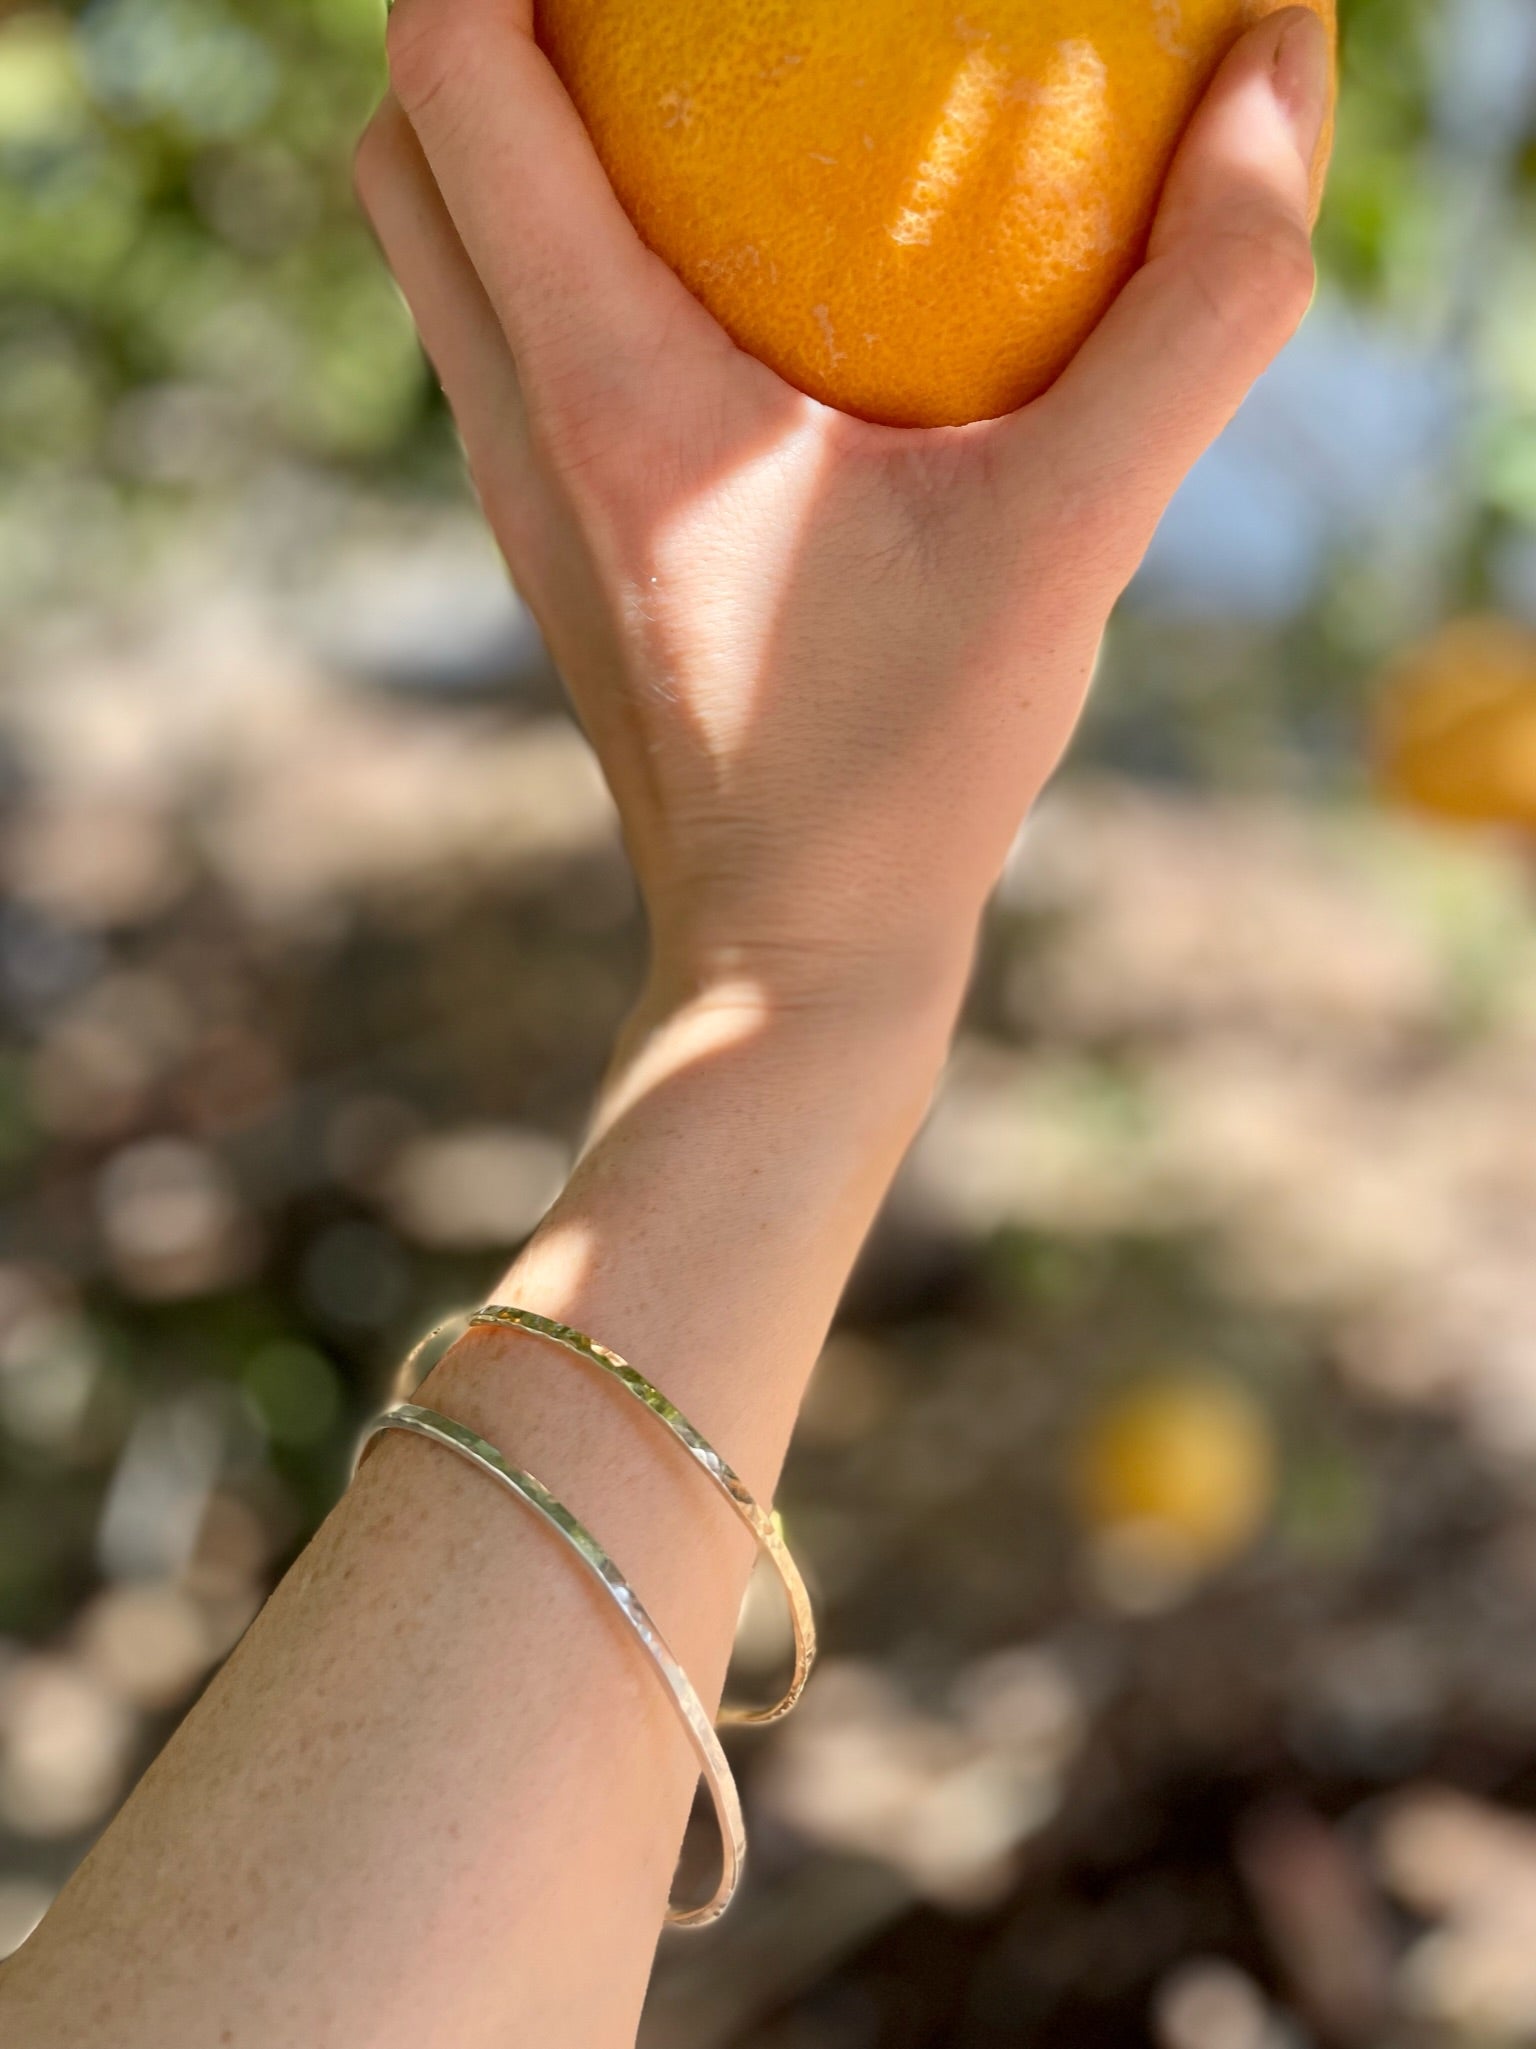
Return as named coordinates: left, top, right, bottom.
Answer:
left=0, top=8, right=1331, bottom=2045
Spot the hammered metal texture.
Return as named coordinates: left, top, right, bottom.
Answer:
left=469, top=1303, right=816, bottom=1725
left=356, top=1401, right=746, bottom=1927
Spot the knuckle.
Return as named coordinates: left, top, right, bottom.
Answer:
left=1194, top=212, right=1316, bottom=354
left=1257, top=220, right=1319, bottom=329
left=384, top=0, right=461, bottom=123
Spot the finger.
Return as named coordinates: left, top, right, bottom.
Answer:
left=383, top=0, right=693, bottom=387
left=1023, top=7, right=1332, bottom=533
left=354, top=97, right=545, bottom=544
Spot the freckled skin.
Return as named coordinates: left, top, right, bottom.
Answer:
left=0, top=13, right=1333, bottom=2041
left=537, top=0, right=1335, bottom=427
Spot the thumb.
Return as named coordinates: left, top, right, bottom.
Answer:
left=1028, top=7, right=1332, bottom=538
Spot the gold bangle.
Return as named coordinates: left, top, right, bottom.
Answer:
left=356, top=1402, right=745, bottom=1928
left=467, top=1304, right=816, bottom=1727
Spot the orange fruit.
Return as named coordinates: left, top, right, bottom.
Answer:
left=1077, top=1375, right=1275, bottom=1573
left=1375, top=616, right=1536, bottom=833
left=538, top=0, right=1336, bottom=428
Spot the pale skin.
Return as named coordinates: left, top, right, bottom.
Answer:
left=0, top=7, right=1331, bottom=2044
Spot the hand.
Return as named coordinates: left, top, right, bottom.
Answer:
left=357, top=2, right=1331, bottom=1011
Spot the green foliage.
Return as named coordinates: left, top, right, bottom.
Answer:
left=0, top=0, right=1464, bottom=511
left=0, top=0, right=431, bottom=497
left=1320, top=0, right=1440, bottom=299
left=1, top=0, right=1531, bottom=692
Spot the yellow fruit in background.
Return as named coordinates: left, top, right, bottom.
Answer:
left=1077, top=1375, right=1275, bottom=1574
left=1375, top=616, right=1536, bottom=832
left=537, top=0, right=1336, bottom=428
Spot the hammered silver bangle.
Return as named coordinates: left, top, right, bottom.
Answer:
left=355, top=1401, right=746, bottom=1928
left=466, top=1304, right=816, bottom=1726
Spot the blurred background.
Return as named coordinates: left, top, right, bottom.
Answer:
left=5, top=0, right=1536, bottom=2042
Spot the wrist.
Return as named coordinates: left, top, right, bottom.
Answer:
left=578, top=913, right=977, bottom=1264
left=601, top=929, right=971, bottom=1123
left=596, top=940, right=971, bottom=1161
left=638, top=843, right=986, bottom=1023
left=636, top=913, right=980, bottom=1039
left=449, top=921, right=970, bottom=1508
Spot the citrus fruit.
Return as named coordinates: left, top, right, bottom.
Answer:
left=537, top=0, right=1336, bottom=428
left=1376, top=616, right=1536, bottom=833
left=1077, top=1374, right=1275, bottom=1574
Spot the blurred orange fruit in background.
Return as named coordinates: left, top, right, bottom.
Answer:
left=1077, top=1374, right=1276, bottom=1582
left=539, top=0, right=1336, bottom=427
left=1375, top=616, right=1536, bottom=833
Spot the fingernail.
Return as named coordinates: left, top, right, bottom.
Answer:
left=1271, top=8, right=1331, bottom=174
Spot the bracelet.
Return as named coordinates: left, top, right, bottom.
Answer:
left=467, top=1304, right=816, bottom=1727
left=356, top=1402, right=745, bottom=1928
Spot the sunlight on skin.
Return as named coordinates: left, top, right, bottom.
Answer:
left=614, top=32, right=1125, bottom=824
left=0, top=20, right=1340, bottom=2049
left=582, top=979, right=775, bottom=1149
left=489, top=1200, right=597, bottom=1312
left=486, top=974, right=785, bottom=1304
left=642, top=415, right=829, bottom=764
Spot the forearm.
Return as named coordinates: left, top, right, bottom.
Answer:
left=0, top=947, right=972, bottom=2049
